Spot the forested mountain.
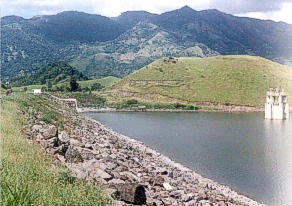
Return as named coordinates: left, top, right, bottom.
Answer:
left=1, top=6, right=292, bottom=80
left=11, top=61, right=88, bottom=86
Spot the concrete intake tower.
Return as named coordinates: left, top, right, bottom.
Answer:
left=265, top=88, right=289, bottom=120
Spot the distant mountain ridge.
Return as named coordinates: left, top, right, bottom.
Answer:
left=112, top=11, right=158, bottom=29
left=1, top=6, right=292, bottom=80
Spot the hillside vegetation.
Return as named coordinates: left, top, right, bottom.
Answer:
left=12, top=76, right=119, bottom=93
left=106, top=55, right=292, bottom=108
left=2, top=6, right=292, bottom=80
left=11, top=61, right=88, bottom=86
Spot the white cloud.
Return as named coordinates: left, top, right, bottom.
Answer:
left=92, top=0, right=211, bottom=17
left=236, top=2, right=292, bottom=24
left=0, top=0, right=291, bottom=24
left=271, top=2, right=292, bottom=24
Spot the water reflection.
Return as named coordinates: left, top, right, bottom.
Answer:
left=264, top=119, right=292, bottom=205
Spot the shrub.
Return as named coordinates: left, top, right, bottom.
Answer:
left=1, top=83, right=7, bottom=89
left=91, top=83, right=104, bottom=91
left=41, top=86, right=47, bottom=92
left=82, top=86, right=90, bottom=92
left=125, top=99, right=138, bottom=105
left=69, top=77, right=79, bottom=91
left=173, top=103, right=185, bottom=109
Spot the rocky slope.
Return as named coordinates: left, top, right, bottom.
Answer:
left=20, top=94, right=264, bottom=206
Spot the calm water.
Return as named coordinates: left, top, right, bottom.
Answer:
left=86, top=112, right=292, bottom=205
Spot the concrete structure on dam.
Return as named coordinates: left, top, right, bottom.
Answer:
left=265, top=88, right=289, bottom=120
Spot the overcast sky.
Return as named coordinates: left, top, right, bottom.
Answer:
left=1, top=0, right=292, bottom=24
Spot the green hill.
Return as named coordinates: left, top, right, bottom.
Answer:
left=11, top=61, right=88, bottom=86
left=106, top=55, right=292, bottom=108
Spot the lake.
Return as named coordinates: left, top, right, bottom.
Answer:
left=85, top=112, right=292, bottom=205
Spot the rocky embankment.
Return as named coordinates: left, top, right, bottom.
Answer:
left=22, top=98, right=264, bottom=206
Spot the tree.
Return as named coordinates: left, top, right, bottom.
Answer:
left=69, top=77, right=79, bottom=91
left=41, top=86, right=47, bottom=92
left=83, top=86, right=90, bottom=92
left=47, top=80, right=52, bottom=89
left=60, top=84, right=66, bottom=92
left=23, top=87, right=28, bottom=92
left=1, top=83, right=7, bottom=89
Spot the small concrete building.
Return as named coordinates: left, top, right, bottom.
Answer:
left=33, top=89, right=42, bottom=94
left=265, top=88, right=289, bottom=120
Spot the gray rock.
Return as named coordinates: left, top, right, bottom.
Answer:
left=53, top=144, right=69, bottom=156
left=152, top=175, right=165, bottom=186
left=70, top=139, right=84, bottom=147
left=79, top=148, right=98, bottom=160
left=161, top=198, right=173, bottom=205
left=185, top=200, right=197, bottom=206
left=108, top=179, right=125, bottom=185
left=182, top=193, right=194, bottom=202
left=218, top=201, right=227, bottom=206
left=42, top=125, right=58, bottom=139
left=197, top=190, right=208, bottom=201
left=105, top=162, right=117, bottom=170
left=157, top=167, right=168, bottom=175
left=163, top=182, right=173, bottom=191
left=65, top=146, right=83, bottom=163
left=58, top=131, right=70, bottom=144
left=32, top=124, right=43, bottom=133
left=84, top=143, right=93, bottom=150
left=120, top=171, right=140, bottom=182
left=92, top=168, right=112, bottom=180
left=197, top=200, right=214, bottom=206
left=81, top=159, right=112, bottom=180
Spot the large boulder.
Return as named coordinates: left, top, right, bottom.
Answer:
left=114, top=183, right=146, bottom=205
left=31, top=124, right=43, bottom=133
left=65, top=146, right=83, bottom=163
left=42, top=125, right=58, bottom=139
left=83, top=159, right=112, bottom=181
left=58, top=131, right=70, bottom=144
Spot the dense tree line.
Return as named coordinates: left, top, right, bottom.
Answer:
left=11, top=61, right=88, bottom=87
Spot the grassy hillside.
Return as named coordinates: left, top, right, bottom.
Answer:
left=78, top=76, right=120, bottom=88
left=0, top=95, right=110, bottom=205
left=105, top=55, right=292, bottom=108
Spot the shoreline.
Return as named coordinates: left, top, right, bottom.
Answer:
left=46, top=93, right=264, bottom=113
left=78, top=107, right=264, bottom=113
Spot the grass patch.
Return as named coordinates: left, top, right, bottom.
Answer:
left=0, top=95, right=111, bottom=206
left=78, top=76, right=120, bottom=88
left=54, top=92, right=106, bottom=107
